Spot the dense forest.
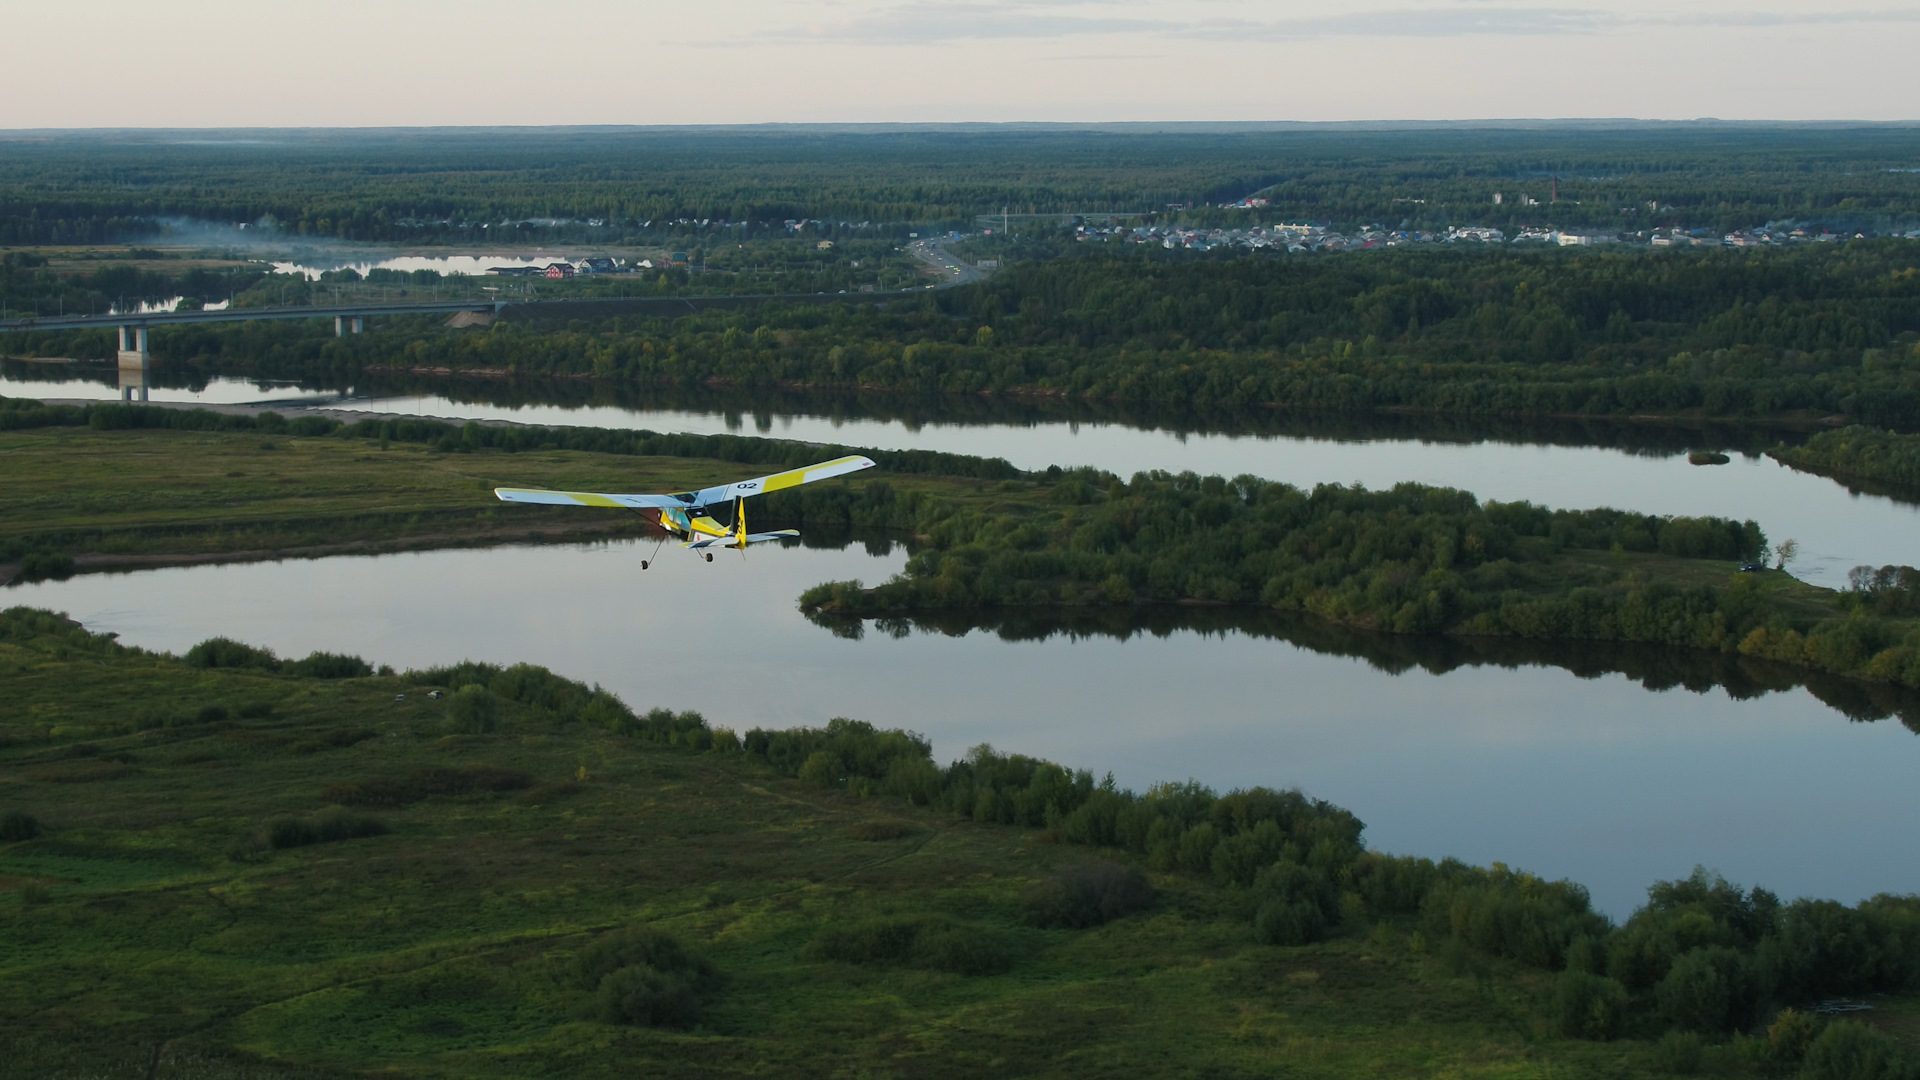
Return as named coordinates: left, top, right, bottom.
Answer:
left=3, top=125, right=1920, bottom=245
left=27, top=240, right=1919, bottom=429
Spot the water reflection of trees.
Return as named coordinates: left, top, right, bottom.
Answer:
left=809, top=605, right=1920, bottom=733
left=8, top=360, right=1812, bottom=459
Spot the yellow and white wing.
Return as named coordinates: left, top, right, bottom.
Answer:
left=493, top=455, right=876, bottom=510
left=684, top=454, right=876, bottom=505
left=492, top=488, right=683, bottom=509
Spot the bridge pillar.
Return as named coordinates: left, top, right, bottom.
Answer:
left=352, top=316, right=363, bottom=334
left=117, top=362, right=149, bottom=403
left=334, top=316, right=364, bottom=337
left=116, top=325, right=149, bottom=370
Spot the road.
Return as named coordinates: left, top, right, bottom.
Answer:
left=906, top=238, right=991, bottom=287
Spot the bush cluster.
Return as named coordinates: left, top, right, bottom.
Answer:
left=1023, top=862, right=1154, bottom=929
left=266, top=808, right=389, bottom=849
left=575, top=926, right=720, bottom=1028
left=0, top=810, right=40, bottom=842
left=183, top=636, right=373, bottom=680
left=805, top=915, right=1012, bottom=975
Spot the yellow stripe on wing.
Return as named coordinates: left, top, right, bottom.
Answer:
left=761, top=455, right=871, bottom=493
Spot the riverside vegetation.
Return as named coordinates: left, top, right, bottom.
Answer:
left=3, top=605, right=1920, bottom=1078
left=1772, top=426, right=1920, bottom=498
left=16, top=241, right=1920, bottom=429
left=9, top=395, right=1920, bottom=697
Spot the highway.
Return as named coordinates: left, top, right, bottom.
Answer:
left=907, top=238, right=991, bottom=287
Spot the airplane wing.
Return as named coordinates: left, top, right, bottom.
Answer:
left=492, top=489, right=684, bottom=509
left=684, top=455, right=876, bottom=507
left=493, top=454, right=876, bottom=510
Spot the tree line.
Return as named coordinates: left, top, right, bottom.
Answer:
left=5, top=126, right=1920, bottom=243
left=409, top=638, right=1920, bottom=1071
left=32, top=242, right=1920, bottom=431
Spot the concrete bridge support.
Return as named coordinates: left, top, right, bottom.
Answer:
left=116, top=325, right=149, bottom=368
left=334, top=315, right=363, bottom=337
left=117, top=364, right=149, bottom=402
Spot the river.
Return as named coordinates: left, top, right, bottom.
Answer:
left=8, top=536, right=1918, bottom=919
left=7, top=364, right=1916, bottom=586
left=6, top=365, right=1919, bottom=916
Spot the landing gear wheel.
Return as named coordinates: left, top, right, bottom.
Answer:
left=640, top=560, right=650, bottom=570
left=703, top=552, right=713, bottom=562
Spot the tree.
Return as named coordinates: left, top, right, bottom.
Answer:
left=1775, top=538, right=1800, bottom=572
left=446, top=685, right=498, bottom=733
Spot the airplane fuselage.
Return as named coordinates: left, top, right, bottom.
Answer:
left=655, top=505, right=734, bottom=541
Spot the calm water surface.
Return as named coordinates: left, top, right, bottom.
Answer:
left=10, top=538, right=1918, bottom=917
left=8, top=368, right=1917, bottom=586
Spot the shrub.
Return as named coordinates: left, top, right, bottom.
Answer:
left=596, top=964, right=704, bottom=1029
left=266, top=809, right=389, bottom=849
left=284, top=651, right=374, bottom=679
left=446, top=685, right=500, bottom=734
left=1800, top=1020, right=1920, bottom=1080
left=1764, top=1008, right=1819, bottom=1068
left=195, top=704, right=230, bottom=724
left=804, top=915, right=1010, bottom=975
left=576, top=927, right=719, bottom=1028
left=236, top=701, right=274, bottom=720
left=1652, top=1031, right=1704, bottom=1075
left=1551, top=969, right=1628, bottom=1040
left=1657, top=946, right=1762, bottom=1034
left=1254, top=898, right=1327, bottom=947
left=17, top=551, right=74, bottom=582
left=806, top=917, right=922, bottom=965
left=184, top=637, right=279, bottom=671
left=0, top=810, right=40, bottom=841
left=911, top=920, right=1013, bottom=976
left=1251, top=860, right=1340, bottom=946
left=1024, top=861, right=1154, bottom=928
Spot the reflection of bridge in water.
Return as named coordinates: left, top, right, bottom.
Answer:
left=0, top=285, right=932, bottom=400
left=12, top=301, right=506, bottom=402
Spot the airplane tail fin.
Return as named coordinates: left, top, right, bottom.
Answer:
left=734, top=496, right=747, bottom=548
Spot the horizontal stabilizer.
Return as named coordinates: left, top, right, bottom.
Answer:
left=686, top=530, right=801, bottom=550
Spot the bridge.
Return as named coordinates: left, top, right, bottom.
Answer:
left=0, top=240, right=988, bottom=400
left=0, top=300, right=507, bottom=401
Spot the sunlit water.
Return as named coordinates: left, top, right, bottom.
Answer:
left=9, top=538, right=1919, bottom=918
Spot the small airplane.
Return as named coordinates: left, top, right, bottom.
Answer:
left=493, top=454, right=875, bottom=567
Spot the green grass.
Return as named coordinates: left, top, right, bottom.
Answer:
left=0, top=424, right=1034, bottom=568
left=7, top=613, right=1873, bottom=1078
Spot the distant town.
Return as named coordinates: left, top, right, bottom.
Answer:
left=1078, top=219, right=1920, bottom=253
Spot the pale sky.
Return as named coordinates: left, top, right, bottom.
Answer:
left=6, top=0, right=1916, bottom=127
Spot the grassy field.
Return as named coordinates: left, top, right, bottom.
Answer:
left=0, top=423, right=1031, bottom=574
left=2, top=609, right=1885, bottom=1080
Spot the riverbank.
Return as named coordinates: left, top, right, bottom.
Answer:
left=3, top=606, right=1916, bottom=1077
left=10, top=400, right=1919, bottom=695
